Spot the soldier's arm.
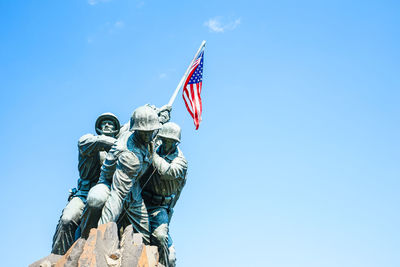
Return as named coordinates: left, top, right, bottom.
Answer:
left=98, top=151, right=141, bottom=224
left=152, top=151, right=188, bottom=181
left=98, top=131, right=134, bottom=186
left=145, top=104, right=172, bottom=124
left=156, top=105, right=172, bottom=124
left=78, top=134, right=116, bottom=156
left=97, top=144, right=122, bottom=187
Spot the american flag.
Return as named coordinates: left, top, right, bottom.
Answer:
left=182, top=49, right=204, bottom=130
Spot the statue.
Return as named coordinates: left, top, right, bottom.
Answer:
left=51, top=113, right=120, bottom=255
left=140, top=122, right=187, bottom=267
left=79, top=105, right=171, bottom=239
left=43, top=41, right=206, bottom=267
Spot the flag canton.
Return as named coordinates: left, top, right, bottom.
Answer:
left=188, top=55, right=204, bottom=85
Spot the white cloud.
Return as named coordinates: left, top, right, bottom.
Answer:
left=159, top=73, right=167, bottom=79
left=88, top=0, right=112, bottom=6
left=204, top=17, right=241, bottom=33
left=204, top=18, right=224, bottom=33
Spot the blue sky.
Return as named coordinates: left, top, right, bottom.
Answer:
left=0, top=0, right=399, bottom=266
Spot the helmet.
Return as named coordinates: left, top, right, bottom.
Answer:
left=95, top=112, right=120, bottom=136
left=130, top=105, right=162, bottom=131
left=157, top=122, right=181, bottom=142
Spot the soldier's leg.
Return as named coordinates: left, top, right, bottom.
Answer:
left=79, top=183, right=110, bottom=238
left=117, top=189, right=151, bottom=244
left=51, top=197, right=85, bottom=255
left=148, top=207, right=170, bottom=267
left=167, top=212, right=177, bottom=266
left=169, top=245, right=176, bottom=267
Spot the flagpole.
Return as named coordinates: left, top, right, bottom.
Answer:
left=167, top=40, right=206, bottom=107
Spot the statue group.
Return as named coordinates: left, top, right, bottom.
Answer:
left=51, top=104, right=188, bottom=267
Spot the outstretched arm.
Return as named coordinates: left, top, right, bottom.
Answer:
left=78, top=134, right=116, bottom=157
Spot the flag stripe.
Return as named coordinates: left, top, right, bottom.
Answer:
left=183, top=87, right=194, bottom=116
left=183, top=86, right=194, bottom=112
left=182, top=49, right=204, bottom=130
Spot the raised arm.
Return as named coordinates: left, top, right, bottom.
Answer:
left=152, top=150, right=187, bottom=181
left=78, top=134, right=116, bottom=157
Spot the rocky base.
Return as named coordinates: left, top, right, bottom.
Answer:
left=30, top=223, right=163, bottom=267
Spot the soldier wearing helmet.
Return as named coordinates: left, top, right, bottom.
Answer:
left=79, top=105, right=170, bottom=240
left=51, top=112, right=120, bottom=255
left=137, top=122, right=188, bottom=267
left=118, top=104, right=172, bottom=134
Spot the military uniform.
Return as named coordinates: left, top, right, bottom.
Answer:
left=142, top=145, right=187, bottom=266
left=51, top=133, right=116, bottom=255
left=99, top=131, right=153, bottom=242
left=139, top=122, right=188, bottom=267
left=79, top=105, right=165, bottom=240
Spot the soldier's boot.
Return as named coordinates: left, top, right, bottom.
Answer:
left=151, top=223, right=170, bottom=267
left=168, top=245, right=176, bottom=267
left=51, top=197, right=84, bottom=254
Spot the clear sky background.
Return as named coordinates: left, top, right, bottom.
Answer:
left=0, top=0, right=399, bottom=266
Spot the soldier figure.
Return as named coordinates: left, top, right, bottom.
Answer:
left=140, top=122, right=188, bottom=267
left=51, top=113, right=120, bottom=255
left=80, top=105, right=167, bottom=240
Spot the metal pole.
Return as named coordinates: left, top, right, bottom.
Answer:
left=168, top=40, right=206, bottom=107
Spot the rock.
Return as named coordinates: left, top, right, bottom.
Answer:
left=145, top=246, right=160, bottom=267
left=55, top=238, right=86, bottom=267
left=78, top=223, right=120, bottom=267
left=29, top=253, right=62, bottom=267
left=120, top=225, right=146, bottom=267
left=31, top=222, right=161, bottom=267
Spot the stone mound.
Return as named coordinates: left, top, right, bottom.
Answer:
left=30, top=222, right=163, bottom=267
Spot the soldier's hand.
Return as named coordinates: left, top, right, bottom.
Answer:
left=68, top=188, right=78, bottom=202
left=148, top=141, right=155, bottom=159
left=159, top=104, right=172, bottom=113
left=158, top=105, right=172, bottom=124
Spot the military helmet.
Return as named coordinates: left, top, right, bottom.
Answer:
left=95, top=112, right=120, bottom=136
left=130, top=105, right=162, bottom=131
left=157, top=122, right=181, bottom=142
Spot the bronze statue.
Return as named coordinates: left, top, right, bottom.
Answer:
left=79, top=105, right=171, bottom=239
left=51, top=113, right=120, bottom=255
left=140, top=122, right=187, bottom=267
